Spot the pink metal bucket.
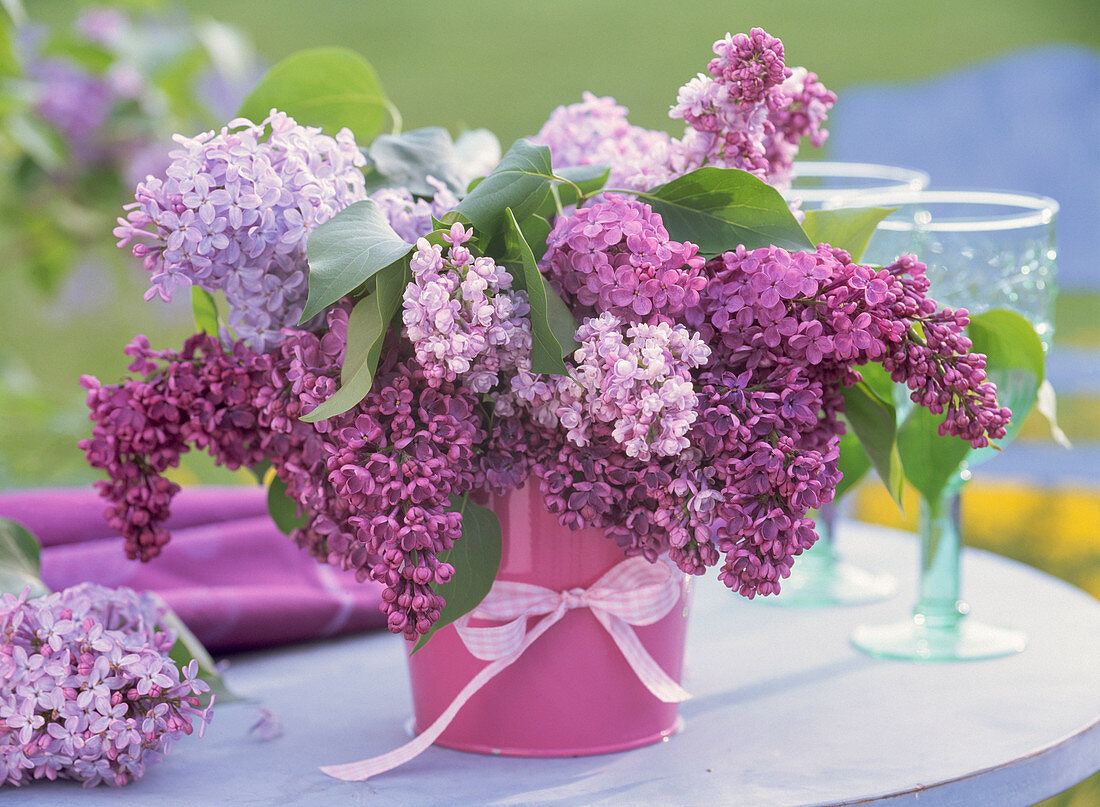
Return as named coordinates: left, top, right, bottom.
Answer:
left=405, top=480, right=692, bottom=757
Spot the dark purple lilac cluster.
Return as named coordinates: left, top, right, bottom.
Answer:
left=526, top=204, right=1011, bottom=597
left=80, top=334, right=273, bottom=562
left=81, top=313, right=489, bottom=641
left=315, top=359, right=485, bottom=637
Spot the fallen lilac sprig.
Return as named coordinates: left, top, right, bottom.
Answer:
left=0, top=585, right=213, bottom=788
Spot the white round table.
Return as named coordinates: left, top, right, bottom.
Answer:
left=9, top=522, right=1100, bottom=806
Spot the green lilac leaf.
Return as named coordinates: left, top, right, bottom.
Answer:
left=896, top=309, right=1045, bottom=503
left=454, top=139, right=556, bottom=236
left=516, top=214, right=552, bottom=264
left=502, top=208, right=577, bottom=372
left=834, top=428, right=872, bottom=500
left=839, top=381, right=905, bottom=508
left=967, top=309, right=1045, bottom=386
left=300, top=261, right=408, bottom=423
left=960, top=308, right=1045, bottom=470
left=857, top=360, right=896, bottom=402
left=639, top=167, right=814, bottom=256
left=0, top=518, right=49, bottom=598
left=191, top=287, right=220, bottom=335
left=266, top=475, right=308, bottom=535
left=237, top=46, right=388, bottom=141
left=896, top=405, right=972, bottom=503
left=364, top=126, right=500, bottom=198
left=800, top=206, right=898, bottom=263
left=543, top=278, right=581, bottom=361
left=411, top=497, right=503, bottom=653
left=301, top=198, right=413, bottom=324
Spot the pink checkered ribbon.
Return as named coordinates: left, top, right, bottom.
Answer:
left=320, top=556, right=690, bottom=781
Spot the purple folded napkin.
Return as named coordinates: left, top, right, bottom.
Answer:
left=0, top=487, right=386, bottom=652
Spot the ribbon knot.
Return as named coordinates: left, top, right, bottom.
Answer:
left=560, top=587, right=588, bottom=610
left=320, top=555, right=690, bottom=782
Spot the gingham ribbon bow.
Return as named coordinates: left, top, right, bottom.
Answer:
left=321, top=556, right=691, bottom=782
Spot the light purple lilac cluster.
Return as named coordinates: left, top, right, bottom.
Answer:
left=371, top=179, right=458, bottom=243
left=113, top=110, right=367, bottom=349
left=81, top=313, right=488, bottom=641
left=534, top=27, right=835, bottom=190
left=0, top=585, right=212, bottom=788
left=523, top=199, right=1010, bottom=596
left=403, top=223, right=531, bottom=392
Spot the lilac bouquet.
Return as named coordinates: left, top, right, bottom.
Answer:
left=0, top=584, right=213, bottom=787
left=82, top=29, right=1013, bottom=646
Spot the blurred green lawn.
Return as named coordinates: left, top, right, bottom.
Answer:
left=34, top=0, right=1100, bottom=145
left=6, top=3, right=1099, bottom=803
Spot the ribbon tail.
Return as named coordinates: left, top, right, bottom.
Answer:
left=596, top=611, right=691, bottom=704
left=320, top=607, right=566, bottom=781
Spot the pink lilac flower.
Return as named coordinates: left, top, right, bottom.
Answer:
left=531, top=29, right=833, bottom=193
left=531, top=92, right=673, bottom=191
left=541, top=196, right=706, bottom=323
left=113, top=110, right=367, bottom=349
left=668, top=28, right=835, bottom=185
left=0, top=585, right=212, bottom=788
left=402, top=223, right=532, bottom=392
left=526, top=235, right=1009, bottom=598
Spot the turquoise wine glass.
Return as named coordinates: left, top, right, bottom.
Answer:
left=839, top=190, right=1058, bottom=660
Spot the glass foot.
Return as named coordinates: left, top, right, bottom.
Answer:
left=851, top=618, right=1026, bottom=661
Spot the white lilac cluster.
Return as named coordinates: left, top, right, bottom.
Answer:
left=522, top=313, right=710, bottom=461
left=0, top=585, right=212, bottom=788
left=113, top=109, right=367, bottom=349
left=402, top=223, right=531, bottom=393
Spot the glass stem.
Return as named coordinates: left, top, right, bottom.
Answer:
left=914, top=493, right=966, bottom=630
left=816, top=501, right=838, bottom=558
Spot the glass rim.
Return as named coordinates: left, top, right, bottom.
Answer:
left=824, top=189, right=1060, bottom=232
left=784, top=161, right=930, bottom=202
